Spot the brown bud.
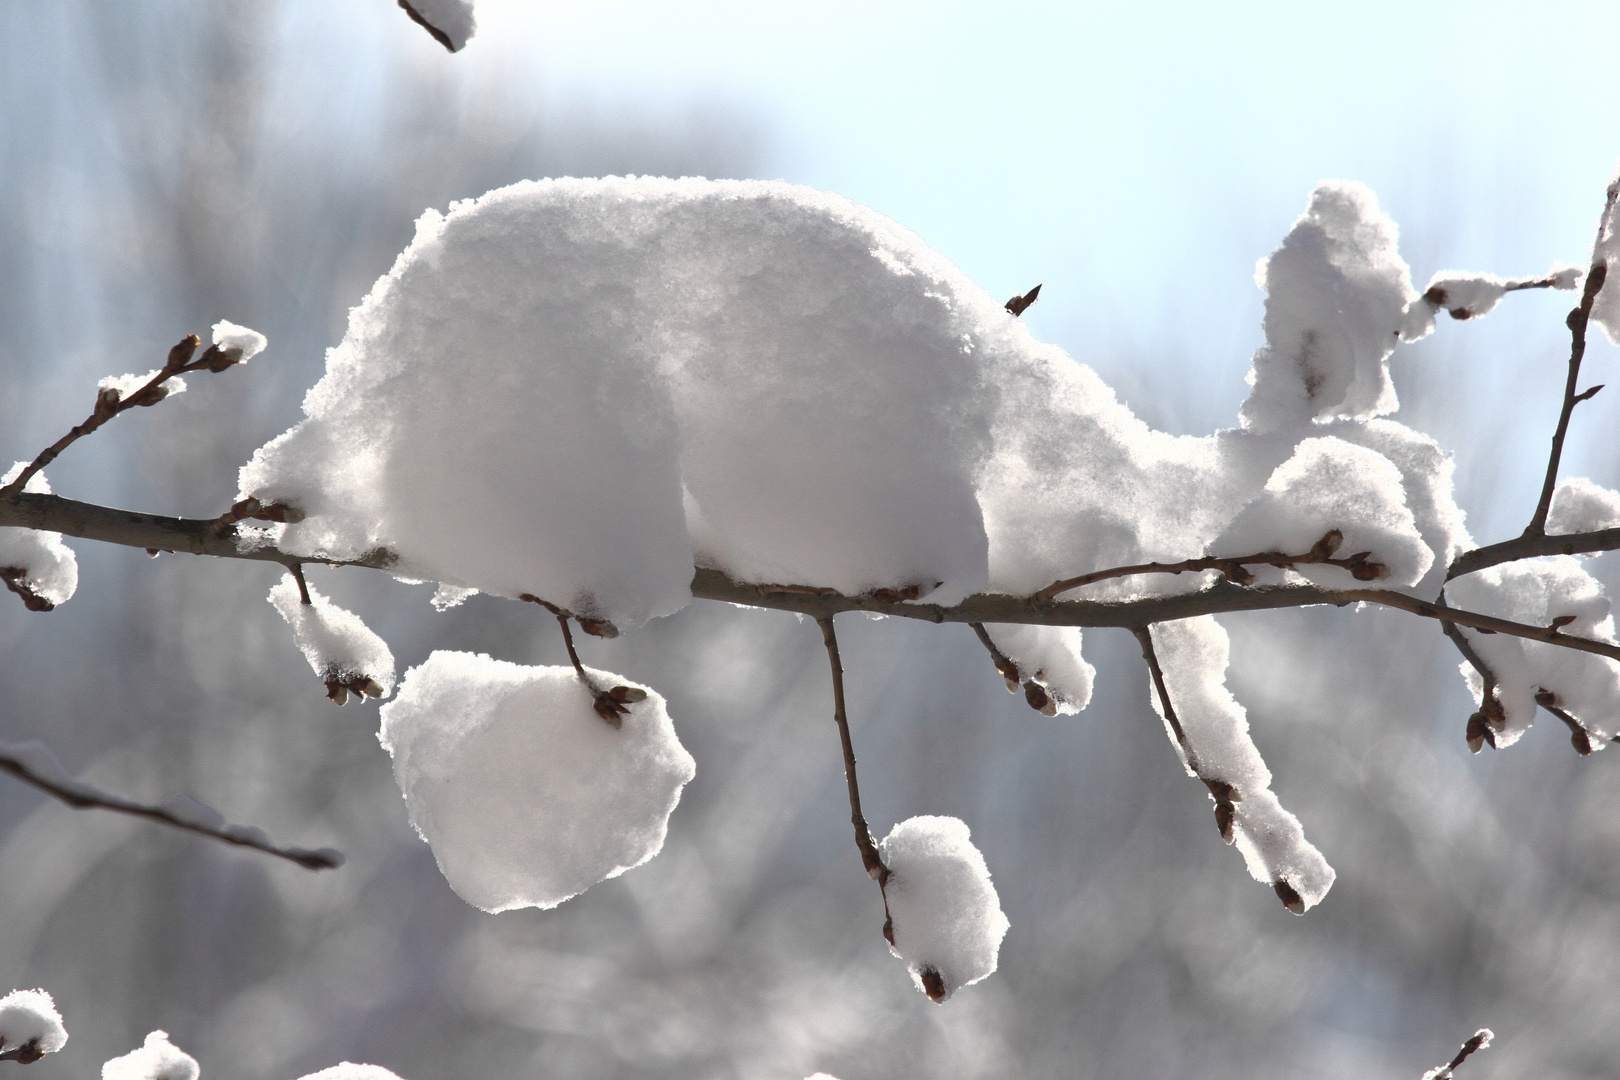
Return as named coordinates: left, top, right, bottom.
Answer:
left=1571, top=728, right=1593, bottom=756
left=1549, top=614, right=1578, bottom=631
left=325, top=680, right=350, bottom=706
left=882, top=914, right=895, bottom=946
left=1220, top=562, right=1255, bottom=587
left=1465, top=713, right=1487, bottom=754
left=8, top=1041, right=43, bottom=1065
left=1273, top=879, right=1305, bottom=915
left=918, top=965, right=948, bottom=1002
left=1214, top=800, right=1236, bottom=844
left=1023, top=681, right=1050, bottom=713
left=578, top=618, right=619, bottom=639
left=609, top=685, right=648, bottom=704
left=1344, top=552, right=1388, bottom=581
left=1310, top=529, right=1344, bottom=559
left=253, top=503, right=306, bottom=524
left=1423, top=284, right=1448, bottom=306
left=361, top=678, right=387, bottom=699
left=592, top=696, right=625, bottom=728
left=166, top=334, right=200, bottom=369
left=1004, top=283, right=1042, bottom=317
left=1535, top=688, right=1558, bottom=708
left=95, top=386, right=122, bottom=416
left=197, top=343, right=240, bottom=372
left=1448, top=306, right=1473, bottom=320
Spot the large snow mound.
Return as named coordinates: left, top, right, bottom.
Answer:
left=378, top=651, right=696, bottom=912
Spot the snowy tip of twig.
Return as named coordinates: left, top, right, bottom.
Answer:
left=211, top=320, right=266, bottom=364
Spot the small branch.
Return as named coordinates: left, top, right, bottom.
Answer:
left=288, top=563, right=312, bottom=606
left=1524, top=185, right=1617, bottom=538
left=1435, top=593, right=1507, bottom=753
left=1533, top=688, right=1605, bottom=756
left=0, top=742, right=343, bottom=871
left=1448, top=525, right=1620, bottom=579
left=0, top=1041, right=46, bottom=1064
left=1423, top=1028, right=1493, bottom=1080
left=0, top=567, right=53, bottom=612
left=1034, top=530, right=1378, bottom=602
left=1, top=335, right=242, bottom=502
left=397, top=0, right=457, bottom=51
left=816, top=615, right=889, bottom=885
left=969, top=622, right=1055, bottom=714
left=517, top=594, right=637, bottom=727
left=1130, top=625, right=1196, bottom=767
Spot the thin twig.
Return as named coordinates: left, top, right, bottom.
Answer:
left=1034, top=530, right=1377, bottom=602
left=0, top=1041, right=46, bottom=1064
left=1435, top=593, right=1507, bottom=753
left=1423, top=1028, right=1493, bottom=1080
left=288, top=562, right=312, bottom=605
left=517, top=594, right=634, bottom=726
left=1, top=335, right=242, bottom=502
left=1524, top=184, right=1617, bottom=538
left=0, top=742, right=343, bottom=871
left=397, top=0, right=458, bottom=51
left=816, top=615, right=889, bottom=886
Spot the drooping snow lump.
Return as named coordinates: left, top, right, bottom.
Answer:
left=267, top=576, right=397, bottom=700
left=878, top=816, right=1008, bottom=1001
left=0, top=465, right=78, bottom=609
left=378, top=651, right=696, bottom=912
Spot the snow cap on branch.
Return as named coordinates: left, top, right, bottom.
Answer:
left=1546, top=477, right=1620, bottom=535
left=0, top=988, right=67, bottom=1058
left=1148, top=617, right=1335, bottom=910
left=1241, top=182, right=1420, bottom=433
left=102, top=1030, right=198, bottom=1080
left=211, top=320, right=266, bottom=363
left=296, top=1066, right=408, bottom=1080
left=1214, top=436, right=1433, bottom=588
left=97, top=370, right=185, bottom=405
left=878, top=816, right=1008, bottom=1001
left=980, top=624, right=1095, bottom=713
left=1449, top=557, right=1620, bottom=746
left=0, top=464, right=78, bottom=609
left=378, top=652, right=695, bottom=912
left=268, top=577, right=396, bottom=701
left=1590, top=171, right=1620, bottom=347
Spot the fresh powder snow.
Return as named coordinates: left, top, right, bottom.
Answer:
left=296, top=1066, right=408, bottom=1080
left=378, top=652, right=696, bottom=912
left=0, top=464, right=78, bottom=609
left=267, top=576, right=397, bottom=700
left=1546, top=477, right=1620, bottom=535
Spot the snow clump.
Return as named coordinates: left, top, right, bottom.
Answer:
left=0, top=989, right=67, bottom=1058
left=212, top=320, right=267, bottom=363
left=297, top=1066, right=409, bottom=1080
left=378, top=651, right=696, bottom=912
left=1240, top=182, right=1425, bottom=432
left=1146, top=617, right=1336, bottom=911
left=102, top=1030, right=199, bottom=1080
left=1447, top=558, right=1620, bottom=748
left=268, top=576, right=396, bottom=701
left=980, top=624, right=1095, bottom=714
left=1213, top=436, right=1433, bottom=588
left=1546, top=477, right=1620, bottom=535
left=0, top=464, right=78, bottom=609
left=878, top=816, right=1009, bottom=1001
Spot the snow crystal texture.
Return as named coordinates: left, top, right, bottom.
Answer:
left=378, top=652, right=696, bottom=912
left=102, top=1031, right=198, bottom=1080
left=1546, top=477, right=1620, bottom=535
left=878, top=816, right=1008, bottom=1001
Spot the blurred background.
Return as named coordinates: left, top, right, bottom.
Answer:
left=3, top=2, right=1620, bottom=1077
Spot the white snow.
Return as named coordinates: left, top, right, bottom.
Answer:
left=268, top=576, right=396, bottom=700
left=378, top=651, right=696, bottom=912
left=1448, top=557, right=1620, bottom=746
left=1546, top=477, right=1620, bottom=535
left=1213, top=436, right=1433, bottom=588
left=980, top=624, right=1094, bottom=714
left=1590, top=172, right=1620, bottom=347
left=1420, top=271, right=1507, bottom=320
left=211, top=320, right=267, bottom=363
left=0, top=463, right=78, bottom=609
left=102, top=1030, right=199, bottom=1080
left=404, top=0, right=475, bottom=50
left=0, top=989, right=67, bottom=1057
left=97, top=370, right=185, bottom=404
left=1240, top=182, right=1421, bottom=433
left=1147, top=617, right=1335, bottom=911
left=877, top=816, right=1008, bottom=1001
left=296, top=1066, right=408, bottom=1080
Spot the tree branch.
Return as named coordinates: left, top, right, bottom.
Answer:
left=1033, top=529, right=1378, bottom=602
left=968, top=622, right=1055, bottom=714
left=517, top=594, right=640, bottom=727
left=1447, top=525, right=1620, bottom=580
left=1523, top=183, right=1617, bottom=538
left=1422, top=1028, right=1493, bottom=1080
left=0, top=741, right=343, bottom=871
left=816, top=615, right=888, bottom=885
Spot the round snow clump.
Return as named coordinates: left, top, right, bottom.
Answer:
left=1547, top=477, right=1620, bottom=535
left=268, top=576, right=397, bottom=701
left=0, top=988, right=68, bottom=1057
left=297, top=1067, right=408, bottom=1080
left=102, top=1030, right=198, bottom=1080
left=378, top=652, right=696, bottom=912
left=878, top=816, right=1008, bottom=1002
